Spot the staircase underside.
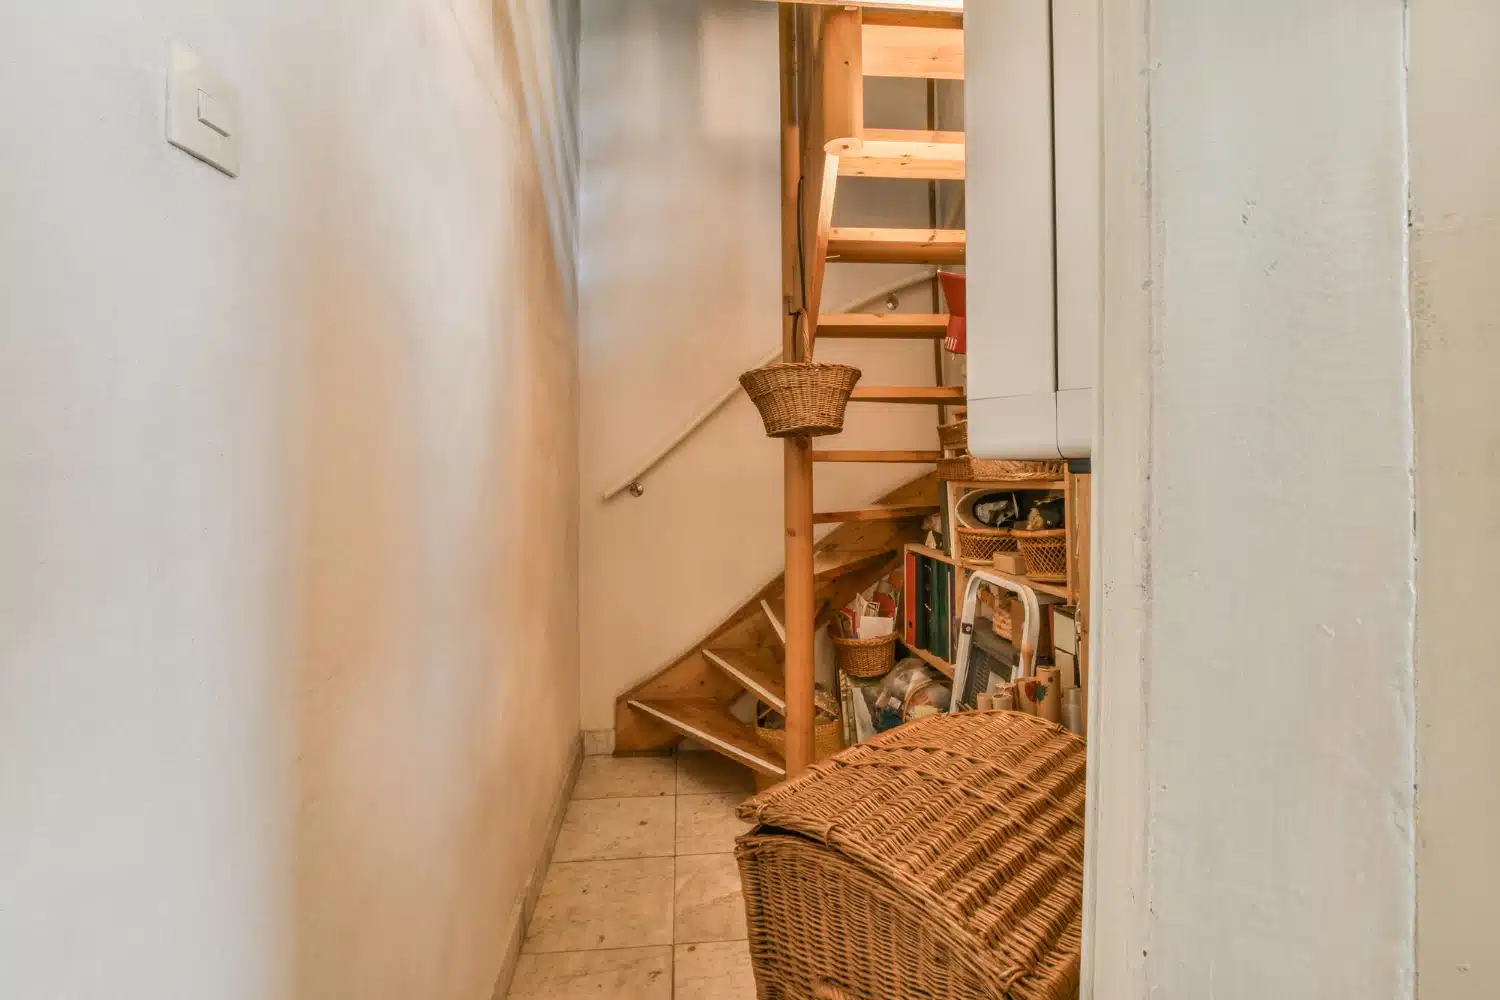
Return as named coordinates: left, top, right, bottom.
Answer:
left=614, top=473, right=940, bottom=759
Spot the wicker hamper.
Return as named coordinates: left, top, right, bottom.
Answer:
left=736, top=712, right=1085, bottom=1000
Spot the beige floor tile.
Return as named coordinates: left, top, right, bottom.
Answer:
left=675, top=794, right=753, bottom=856
left=674, top=853, right=748, bottom=944
left=554, top=796, right=675, bottom=862
left=573, top=755, right=677, bottom=801
left=582, top=729, right=616, bottom=757
left=673, top=941, right=757, bottom=1000
left=508, top=946, right=672, bottom=1000
left=524, top=857, right=675, bottom=953
left=676, top=752, right=757, bottom=797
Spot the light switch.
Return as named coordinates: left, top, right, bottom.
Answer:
left=196, top=89, right=231, bottom=137
left=167, top=43, right=240, bottom=177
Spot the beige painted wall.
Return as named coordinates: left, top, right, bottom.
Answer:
left=1410, top=3, right=1500, bottom=995
left=576, top=0, right=955, bottom=730
left=0, top=2, right=579, bottom=998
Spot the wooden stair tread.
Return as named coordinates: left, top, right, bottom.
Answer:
left=813, top=449, right=944, bottom=463
left=703, top=648, right=786, bottom=712
left=863, top=22, right=964, bottom=81
left=827, top=227, right=966, bottom=265
left=627, top=699, right=785, bottom=777
left=818, top=313, right=949, bottom=339
left=814, top=504, right=939, bottom=525
left=828, top=137, right=965, bottom=181
left=850, top=385, right=967, bottom=404
left=814, top=547, right=895, bottom=582
left=759, top=598, right=787, bottom=644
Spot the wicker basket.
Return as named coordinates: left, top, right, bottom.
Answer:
left=736, top=712, right=1086, bottom=1000
left=1014, top=527, right=1068, bottom=583
left=739, top=362, right=862, bottom=438
left=937, top=454, right=1067, bottom=483
left=756, top=704, right=844, bottom=765
left=831, top=631, right=897, bottom=679
left=955, top=525, right=1017, bottom=562
left=937, top=418, right=968, bottom=451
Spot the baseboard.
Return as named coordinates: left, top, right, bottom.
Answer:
left=490, top=732, right=584, bottom=1000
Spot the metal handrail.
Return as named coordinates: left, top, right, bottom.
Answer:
left=599, top=268, right=942, bottom=502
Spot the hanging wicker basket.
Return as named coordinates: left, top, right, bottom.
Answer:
left=937, top=454, right=1067, bottom=483
left=956, top=525, right=1018, bottom=562
left=1013, top=527, right=1069, bottom=583
left=739, top=362, right=862, bottom=438
left=937, top=417, right=968, bottom=452
left=830, top=631, right=898, bottom=679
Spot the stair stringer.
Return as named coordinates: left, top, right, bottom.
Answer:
left=613, top=472, right=940, bottom=755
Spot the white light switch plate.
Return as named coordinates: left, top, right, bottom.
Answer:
left=167, top=43, right=239, bottom=177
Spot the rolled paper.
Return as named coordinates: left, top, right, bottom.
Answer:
left=1035, top=667, right=1063, bottom=723
left=976, top=693, right=995, bottom=711
left=994, top=684, right=1017, bottom=711
left=1063, top=689, right=1084, bottom=735
left=1015, top=678, right=1040, bottom=715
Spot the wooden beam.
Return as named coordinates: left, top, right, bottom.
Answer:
left=818, top=313, right=950, bottom=339
left=864, top=127, right=965, bottom=144
left=814, top=504, right=940, bottom=524
left=863, top=23, right=965, bottom=80
left=827, top=136, right=966, bottom=180
left=827, top=227, right=966, bottom=264
left=812, top=449, right=944, bottom=462
left=783, top=435, right=817, bottom=778
left=849, top=385, right=966, bottom=404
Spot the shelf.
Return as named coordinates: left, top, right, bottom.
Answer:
left=945, top=480, right=1067, bottom=492
left=907, top=542, right=1072, bottom=601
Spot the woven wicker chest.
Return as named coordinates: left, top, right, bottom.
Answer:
left=735, top=712, right=1085, bottom=1000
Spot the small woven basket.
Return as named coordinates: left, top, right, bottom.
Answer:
left=1014, top=527, right=1068, bottom=583
left=937, top=454, right=1067, bottom=483
left=739, top=362, right=862, bottom=438
left=830, top=631, right=898, bottom=679
left=756, top=704, right=844, bottom=765
left=937, top=418, right=968, bottom=451
left=956, top=525, right=1017, bottom=561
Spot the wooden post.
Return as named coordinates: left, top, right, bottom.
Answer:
left=783, top=436, right=817, bottom=775
left=780, top=5, right=864, bottom=779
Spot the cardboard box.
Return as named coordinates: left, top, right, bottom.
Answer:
left=992, top=551, right=1027, bottom=575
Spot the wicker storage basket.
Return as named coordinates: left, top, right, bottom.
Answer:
left=1013, top=528, right=1068, bottom=583
left=756, top=704, right=844, bottom=765
left=740, top=362, right=862, bottom=438
left=736, top=712, right=1086, bottom=1000
left=937, top=418, right=968, bottom=451
left=831, top=631, right=898, bottom=679
left=936, top=455, right=1066, bottom=483
left=955, top=525, right=1017, bottom=562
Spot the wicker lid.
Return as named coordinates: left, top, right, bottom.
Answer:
left=738, top=712, right=1085, bottom=1000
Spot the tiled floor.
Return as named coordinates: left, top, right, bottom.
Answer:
left=510, top=752, right=759, bottom=1000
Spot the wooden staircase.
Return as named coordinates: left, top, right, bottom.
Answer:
left=614, top=3, right=964, bottom=781
left=614, top=474, right=942, bottom=772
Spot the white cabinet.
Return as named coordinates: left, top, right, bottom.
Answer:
left=965, top=0, right=1100, bottom=460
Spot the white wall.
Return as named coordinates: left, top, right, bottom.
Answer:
left=1409, top=2, right=1500, bottom=995
left=1091, top=1, right=1415, bottom=997
left=0, top=2, right=579, bottom=998
left=576, top=0, right=948, bottom=730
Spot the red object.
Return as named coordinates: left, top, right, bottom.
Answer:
left=903, top=550, right=920, bottom=647
left=939, top=272, right=966, bottom=354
